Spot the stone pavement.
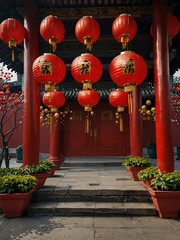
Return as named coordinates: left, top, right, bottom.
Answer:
left=0, top=157, right=180, bottom=240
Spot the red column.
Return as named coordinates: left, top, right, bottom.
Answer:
left=152, top=0, right=174, bottom=172
left=49, top=118, right=64, bottom=170
left=23, top=0, right=40, bottom=167
left=129, top=86, right=143, bottom=157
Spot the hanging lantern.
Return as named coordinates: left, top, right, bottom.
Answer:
left=109, top=89, right=128, bottom=131
left=150, top=13, right=180, bottom=46
left=75, top=16, right=100, bottom=51
left=40, top=15, right=65, bottom=52
left=0, top=18, right=25, bottom=61
left=42, top=90, right=66, bottom=133
left=109, top=51, right=148, bottom=114
left=32, top=53, right=66, bottom=91
left=77, top=89, right=100, bottom=133
left=71, top=53, right=102, bottom=89
left=112, top=14, right=137, bottom=49
left=167, top=13, right=180, bottom=46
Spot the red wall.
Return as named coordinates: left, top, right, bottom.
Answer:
left=2, top=106, right=180, bottom=153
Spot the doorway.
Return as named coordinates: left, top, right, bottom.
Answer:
left=63, top=101, right=129, bottom=156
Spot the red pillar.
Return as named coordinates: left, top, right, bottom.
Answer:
left=49, top=118, right=64, bottom=170
left=129, top=86, right=143, bottom=157
left=152, top=0, right=174, bottom=172
left=23, top=0, right=40, bottom=167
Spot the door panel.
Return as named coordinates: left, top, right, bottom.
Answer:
left=93, top=102, right=126, bottom=156
left=63, top=103, right=92, bottom=156
left=63, top=102, right=127, bottom=156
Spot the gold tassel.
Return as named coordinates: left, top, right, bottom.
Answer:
left=12, top=49, right=15, bottom=62
left=119, top=113, right=123, bottom=132
left=85, top=112, right=90, bottom=133
left=128, top=93, right=133, bottom=114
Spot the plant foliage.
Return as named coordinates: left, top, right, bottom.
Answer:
left=122, top=156, right=151, bottom=167
left=0, top=174, right=37, bottom=193
left=150, top=171, right=180, bottom=191
left=137, top=167, right=159, bottom=181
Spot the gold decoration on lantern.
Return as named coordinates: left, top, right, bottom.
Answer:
left=114, top=106, right=125, bottom=132
left=40, top=106, right=72, bottom=128
left=139, top=100, right=156, bottom=121
left=49, top=36, right=57, bottom=52
left=83, top=36, right=93, bottom=51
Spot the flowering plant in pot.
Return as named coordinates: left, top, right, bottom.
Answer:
left=137, top=167, right=160, bottom=188
left=122, top=156, right=151, bottom=181
left=0, top=174, right=37, bottom=218
left=148, top=171, right=180, bottom=219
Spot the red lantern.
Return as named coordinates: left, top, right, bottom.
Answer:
left=42, top=90, right=65, bottom=109
left=109, top=89, right=128, bottom=109
left=32, top=53, right=66, bottom=91
left=112, top=14, right=137, bottom=49
left=0, top=18, right=25, bottom=61
left=40, top=15, right=65, bottom=52
left=71, top=53, right=102, bottom=89
left=109, top=51, right=148, bottom=92
left=75, top=16, right=100, bottom=51
left=109, top=89, right=128, bottom=131
left=110, top=51, right=148, bottom=114
left=42, top=90, right=65, bottom=133
left=77, top=89, right=100, bottom=133
left=167, top=14, right=180, bottom=38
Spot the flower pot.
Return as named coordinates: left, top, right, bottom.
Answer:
left=148, top=187, right=180, bottom=219
left=0, top=188, right=36, bottom=218
left=142, top=178, right=153, bottom=189
left=48, top=166, right=56, bottom=177
left=125, top=166, right=147, bottom=181
left=31, top=172, right=49, bottom=189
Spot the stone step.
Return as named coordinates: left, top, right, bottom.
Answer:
left=32, top=187, right=152, bottom=203
left=62, top=157, right=123, bottom=167
left=27, top=201, right=157, bottom=216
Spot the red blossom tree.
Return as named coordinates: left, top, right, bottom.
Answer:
left=0, top=83, right=24, bottom=168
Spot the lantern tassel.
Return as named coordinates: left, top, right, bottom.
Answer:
left=128, top=93, right=133, bottom=114
left=119, top=113, right=123, bottom=132
left=85, top=112, right=90, bottom=133
left=12, top=49, right=15, bottom=62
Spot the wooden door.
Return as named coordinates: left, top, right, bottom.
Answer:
left=63, top=102, right=127, bottom=156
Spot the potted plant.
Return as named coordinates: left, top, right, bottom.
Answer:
left=0, top=174, right=37, bottom=218
left=40, top=160, right=56, bottom=177
left=24, top=161, right=52, bottom=189
left=137, top=167, right=160, bottom=188
left=148, top=171, right=180, bottom=219
left=122, top=156, right=151, bottom=180
left=147, top=142, right=157, bottom=159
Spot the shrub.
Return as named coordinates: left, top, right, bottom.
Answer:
left=150, top=171, right=180, bottom=191
left=137, top=167, right=159, bottom=181
left=122, top=156, right=151, bottom=167
left=0, top=174, right=37, bottom=193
